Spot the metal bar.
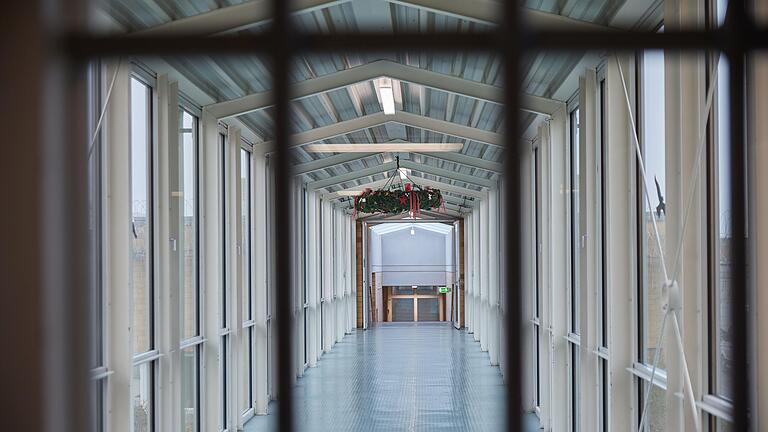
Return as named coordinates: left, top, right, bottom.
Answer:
left=728, top=1, right=749, bottom=429
left=61, top=28, right=768, bottom=59
left=272, top=0, right=294, bottom=430
left=503, top=1, right=522, bottom=431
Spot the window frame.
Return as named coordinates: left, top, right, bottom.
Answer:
left=129, top=71, right=159, bottom=432
left=179, top=106, right=203, bottom=432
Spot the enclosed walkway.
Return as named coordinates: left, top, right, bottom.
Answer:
left=245, top=323, right=538, bottom=432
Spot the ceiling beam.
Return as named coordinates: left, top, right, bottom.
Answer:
left=399, top=159, right=495, bottom=189
left=134, top=0, right=612, bottom=37
left=414, top=151, right=503, bottom=173
left=293, top=152, right=378, bottom=175
left=260, top=111, right=504, bottom=153
left=308, top=161, right=397, bottom=191
left=134, top=0, right=348, bottom=36
left=205, top=59, right=560, bottom=119
left=388, top=0, right=613, bottom=31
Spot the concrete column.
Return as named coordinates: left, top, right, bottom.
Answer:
left=155, top=74, right=180, bottom=432
left=104, top=59, right=132, bottom=432
left=306, top=191, right=319, bottom=367
left=465, top=213, right=473, bottom=332
left=578, top=68, right=599, bottom=432
left=480, top=198, right=490, bottom=352
left=226, top=127, right=243, bottom=429
left=549, top=102, right=570, bottom=432
left=664, top=1, right=707, bottom=430
left=537, top=120, right=555, bottom=430
left=605, top=53, right=636, bottom=432
left=488, top=187, right=500, bottom=365
left=252, top=148, right=269, bottom=414
left=201, top=109, right=225, bottom=425
left=473, top=207, right=481, bottom=342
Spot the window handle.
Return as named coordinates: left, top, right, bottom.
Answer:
left=170, top=237, right=177, bottom=251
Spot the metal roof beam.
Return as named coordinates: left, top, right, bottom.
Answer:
left=259, top=111, right=504, bottom=153
left=134, top=0, right=612, bottom=37
left=307, top=161, right=397, bottom=190
left=388, top=0, right=614, bottom=31
left=134, top=0, right=348, bottom=36
left=206, top=59, right=560, bottom=118
left=414, top=151, right=503, bottom=173
left=399, top=159, right=495, bottom=189
left=293, top=152, right=378, bottom=175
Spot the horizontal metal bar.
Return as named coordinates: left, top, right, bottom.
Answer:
left=179, top=335, right=206, bottom=349
left=132, top=350, right=161, bottom=366
left=60, top=27, right=768, bottom=59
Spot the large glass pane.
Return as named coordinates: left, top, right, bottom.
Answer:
left=712, top=0, right=734, bottom=403
left=91, top=378, right=105, bottom=432
left=640, top=50, right=667, bottom=368
left=571, top=344, right=580, bottom=432
left=640, top=381, right=666, bottom=432
left=181, top=345, right=199, bottom=432
left=130, top=78, right=152, bottom=354
left=180, top=110, right=199, bottom=340
left=241, top=149, right=252, bottom=320
left=599, top=78, right=608, bottom=349
left=132, top=362, right=154, bottom=432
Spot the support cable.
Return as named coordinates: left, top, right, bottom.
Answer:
left=614, top=56, right=670, bottom=283
left=88, top=57, right=122, bottom=160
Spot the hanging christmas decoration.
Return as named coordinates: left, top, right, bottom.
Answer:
left=353, top=156, right=444, bottom=215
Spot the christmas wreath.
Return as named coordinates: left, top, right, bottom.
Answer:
left=352, top=156, right=445, bottom=215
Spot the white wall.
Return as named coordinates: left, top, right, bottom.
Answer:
left=377, top=226, right=448, bottom=286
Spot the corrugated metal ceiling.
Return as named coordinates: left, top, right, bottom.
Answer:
left=100, top=0, right=631, bottom=204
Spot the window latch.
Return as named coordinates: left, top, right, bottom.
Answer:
left=170, top=237, right=177, bottom=251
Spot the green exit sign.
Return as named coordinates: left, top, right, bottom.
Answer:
left=438, top=286, right=451, bottom=294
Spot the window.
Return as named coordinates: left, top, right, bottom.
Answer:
left=219, top=132, right=230, bottom=431
left=533, top=145, right=542, bottom=411
left=241, top=147, right=255, bottom=415
left=637, top=49, right=668, bottom=430
left=130, top=76, right=156, bottom=432
left=180, top=109, right=201, bottom=432
left=570, top=107, right=581, bottom=336
left=706, top=0, right=735, bottom=429
left=87, top=60, right=106, bottom=432
left=597, top=73, right=610, bottom=432
left=568, top=105, right=581, bottom=432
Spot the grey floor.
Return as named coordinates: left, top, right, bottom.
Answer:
left=244, top=322, right=541, bottom=432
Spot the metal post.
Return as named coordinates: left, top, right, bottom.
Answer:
left=272, top=0, right=294, bottom=430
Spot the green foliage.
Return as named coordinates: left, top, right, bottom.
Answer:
left=354, top=187, right=443, bottom=214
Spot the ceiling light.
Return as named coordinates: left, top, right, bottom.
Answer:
left=336, top=190, right=362, bottom=197
left=303, top=143, right=464, bottom=153
left=379, top=79, right=396, bottom=115
left=411, top=285, right=418, bottom=289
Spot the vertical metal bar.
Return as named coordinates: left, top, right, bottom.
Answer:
left=727, top=1, right=749, bottom=429
left=272, top=0, right=294, bottom=430
left=502, top=1, right=522, bottom=431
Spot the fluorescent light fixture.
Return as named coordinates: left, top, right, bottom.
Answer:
left=336, top=190, right=362, bottom=197
left=304, top=143, right=463, bottom=153
left=379, top=78, right=396, bottom=115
